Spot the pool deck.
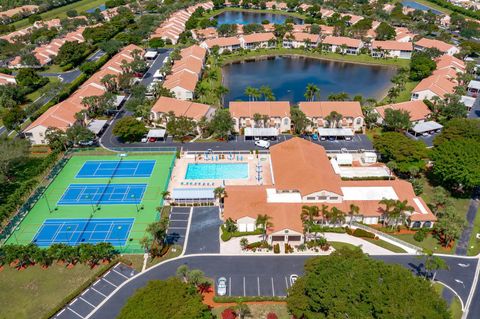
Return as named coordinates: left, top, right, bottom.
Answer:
left=168, top=153, right=273, bottom=192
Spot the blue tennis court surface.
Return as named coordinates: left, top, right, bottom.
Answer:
left=76, top=160, right=156, bottom=178
left=58, top=184, right=147, bottom=205
left=32, top=218, right=134, bottom=247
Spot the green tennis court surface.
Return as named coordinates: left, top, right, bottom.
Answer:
left=6, top=153, right=175, bottom=253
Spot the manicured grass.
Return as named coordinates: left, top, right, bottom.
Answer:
left=380, top=80, right=419, bottom=104
left=467, top=207, right=480, bottom=256
left=205, top=7, right=307, bottom=21
left=432, top=283, right=463, bottom=319
left=11, top=0, right=105, bottom=29
left=122, top=245, right=182, bottom=272
left=212, top=303, right=290, bottom=319
left=0, top=262, right=109, bottom=319
left=329, top=241, right=358, bottom=251
left=220, top=48, right=410, bottom=68
left=6, top=153, right=175, bottom=253
left=395, top=232, right=447, bottom=252
left=363, top=238, right=407, bottom=253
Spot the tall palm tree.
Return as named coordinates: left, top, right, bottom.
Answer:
left=253, top=113, right=262, bottom=128
left=348, top=204, right=360, bottom=226
left=379, top=198, right=396, bottom=227
left=244, top=86, right=256, bottom=101
left=214, top=187, right=227, bottom=203
left=260, top=85, right=275, bottom=101
left=325, top=111, right=343, bottom=128
left=256, top=214, right=273, bottom=241
left=251, top=88, right=261, bottom=101
left=329, top=207, right=346, bottom=227
left=320, top=204, right=329, bottom=225
left=301, top=205, right=320, bottom=243
left=391, top=199, right=414, bottom=229
left=304, top=83, right=320, bottom=101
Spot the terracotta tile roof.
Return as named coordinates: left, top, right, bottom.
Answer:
left=435, top=55, right=466, bottom=72
left=340, top=13, right=364, bottom=24
left=320, top=8, right=335, bottom=17
left=371, top=40, right=413, bottom=51
left=151, top=96, right=211, bottom=121
left=193, top=27, right=218, bottom=40
left=320, top=25, right=334, bottom=35
left=375, top=100, right=431, bottom=121
left=270, top=138, right=342, bottom=195
left=299, top=101, right=363, bottom=118
left=412, top=75, right=457, bottom=98
left=181, top=45, right=207, bottom=61
left=394, top=27, right=415, bottom=42
left=171, top=57, right=204, bottom=76
left=0, top=5, right=38, bottom=18
left=242, top=32, right=275, bottom=44
left=287, top=32, right=320, bottom=43
left=292, top=24, right=309, bottom=32
left=415, top=38, right=457, bottom=53
left=229, top=101, right=290, bottom=118
left=0, top=72, right=16, bottom=85
left=323, top=36, right=362, bottom=48
left=163, top=70, right=198, bottom=91
left=203, top=36, right=241, bottom=48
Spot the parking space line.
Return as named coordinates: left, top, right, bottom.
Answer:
left=257, top=277, right=260, bottom=296
left=243, top=276, right=246, bottom=297
left=91, top=287, right=107, bottom=297
left=271, top=277, right=275, bottom=296
left=170, top=219, right=188, bottom=222
left=111, top=268, right=129, bottom=280
left=285, top=276, right=289, bottom=290
left=56, top=308, right=65, bottom=316
left=102, top=278, right=117, bottom=287
left=67, top=307, right=84, bottom=318
left=229, top=277, right=231, bottom=296
left=168, top=227, right=187, bottom=229
left=70, top=298, right=77, bottom=306
left=79, top=296, right=96, bottom=308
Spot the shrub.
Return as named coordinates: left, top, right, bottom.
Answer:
left=221, top=308, right=236, bottom=319
left=274, top=243, right=280, bottom=254
left=267, top=313, right=278, bottom=319
left=284, top=243, right=294, bottom=253
left=345, top=227, right=353, bottom=235
left=414, top=229, right=428, bottom=242
left=352, top=228, right=376, bottom=239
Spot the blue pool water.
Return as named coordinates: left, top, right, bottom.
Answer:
left=401, top=1, right=442, bottom=15
left=185, top=163, right=249, bottom=180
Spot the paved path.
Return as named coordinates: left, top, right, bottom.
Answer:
left=87, top=254, right=479, bottom=319
left=456, top=195, right=479, bottom=256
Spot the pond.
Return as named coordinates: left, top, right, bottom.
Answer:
left=401, top=1, right=442, bottom=15
left=86, top=4, right=107, bottom=13
left=215, top=11, right=303, bottom=25
left=222, top=56, right=397, bottom=105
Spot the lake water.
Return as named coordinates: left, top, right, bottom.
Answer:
left=222, top=56, right=397, bottom=105
left=215, top=11, right=303, bottom=25
left=401, top=1, right=442, bottom=15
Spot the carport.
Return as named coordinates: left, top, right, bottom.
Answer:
left=147, top=129, right=166, bottom=141
left=244, top=127, right=279, bottom=140
left=87, top=119, right=108, bottom=136
left=410, top=121, right=442, bottom=137
left=318, top=128, right=354, bottom=140
left=172, top=188, right=215, bottom=204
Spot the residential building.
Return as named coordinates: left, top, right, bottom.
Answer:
left=265, top=1, right=288, bottom=10
left=150, top=96, right=215, bottom=130
left=0, top=72, right=16, bottom=85
left=323, top=36, right=363, bottom=55
left=411, top=75, right=457, bottom=101
left=414, top=38, right=460, bottom=56
left=23, top=45, right=142, bottom=145
left=0, top=5, right=38, bottom=19
left=229, top=101, right=291, bottom=133
left=242, top=32, right=276, bottom=50
left=200, top=36, right=242, bottom=53
left=223, top=138, right=437, bottom=243
left=374, top=100, right=432, bottom=125
left=371, top=40, right=413, bottom=59
left=435, top=54, right=466, bottom=73
left=299, top=101, right=364, bottom=132
left=283, top=32, right=320, bottom=48
left=394, top=27, right=415, bottom=42
left=468, top=80, right=480, bottom=97
left=192, top=27, right=218, bottom=41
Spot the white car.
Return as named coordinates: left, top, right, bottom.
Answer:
left=255, top=140, right=270, bottom=149
left=217, top=277, right=227, bottom=296
left=290, top=274, right=298, bottom=286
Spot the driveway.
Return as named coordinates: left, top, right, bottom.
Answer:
left=88, top=254, right=479, bottom=319
left=184, top=207, right=222, bottom=255
left=140, top=49, right=172, bottom=88
left=166, top=207, right=191, bottom=246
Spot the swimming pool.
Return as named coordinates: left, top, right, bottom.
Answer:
left=185, top=163, right=248, bottom=180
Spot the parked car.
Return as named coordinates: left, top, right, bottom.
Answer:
left=141, top=135, right=148, bottom=143
left=255, top=140, right=270, bottom=149
left=78, top=140, right=96, bottom=147
left=217, top=277, right=227, bottom=296
left=290, top=274, right=298, bottom=286
left=311, top=133, right=318, bottom=141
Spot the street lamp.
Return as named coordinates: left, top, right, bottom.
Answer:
left=44, top=193, right=52, bottom=214
left=131, top=194, right=139, bottom=212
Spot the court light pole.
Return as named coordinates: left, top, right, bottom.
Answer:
left=44, top=193, right=53, bottom=214
left=131, top=194, right=139, bottom=212
left=85, top=195, right=95, bottom=215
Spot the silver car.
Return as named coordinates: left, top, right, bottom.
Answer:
left=217, top=277, right=227, bottom=296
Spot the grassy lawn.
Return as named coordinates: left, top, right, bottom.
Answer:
left=220, top=48, right=410, bottom=68
left=122, top=245, right=182, bottom=272
left=41, top=64, right=65, bottom=74
left=0, top=262, right=111, bottom=319
left=212, top=303, right=290, bottom=319
left=329, top=241, right=358, bottom=251
left=11, top=0, right=105, bottom=29
left=433, top=283, right=463, bottom=319
left=205, top=7, right=307, bottom=20
left=467, top=207, right=480, bottom=256
left=381, top=80, right=418, bottom=104
left=365, top=127, right=383, bottom=142
left=363, top=238, right=407, bottom=253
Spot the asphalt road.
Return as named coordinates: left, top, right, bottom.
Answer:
left=88, top=254, right=479, bottom=319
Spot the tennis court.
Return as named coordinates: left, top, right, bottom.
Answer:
left=58, top=184, right=147, bottom=205
left=32, top=218, right=134, bottom=247
left=76, top=160, right=156, bottom=178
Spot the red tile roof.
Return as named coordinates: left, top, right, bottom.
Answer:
left=375, top=100, right=431, bottom=121
left=229, top=101, right=290, bottom=118
left=299, top=101, right=363, bottom=118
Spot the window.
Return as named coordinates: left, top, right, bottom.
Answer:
left=318, top=196, right=327, bottom=200
left=356, top=118, right=362, bottom=125
left=284, top=118, right=289, bottom=125
left=412, top=93, right=419, bottom=99
left=329, top=196, right=338, bottom=200
left=24, top=132, right=33, bottom=137
left=306, top=197, right=316, bottom=200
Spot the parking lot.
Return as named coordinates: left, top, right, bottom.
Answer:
left=166, top=207, right=191, bottom=246
left=184, top=207, right=222, bottom=255
left=54, top=263, right=137, bottom=319
left=216, top=274, right=296, bottom=297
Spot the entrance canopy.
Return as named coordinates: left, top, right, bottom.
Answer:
left=411, top=121, right=443, bottom=134
left=172, top=188, right=215, bottom=201
left=147, top=129, right=166, bottom=139
left=317, top=128, right=354, bottom=137
left=244, top=127, right=279, bottom=137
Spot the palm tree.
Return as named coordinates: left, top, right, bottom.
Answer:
left=391, top=199, right=414, bottom=229
left=253, top=113, right=262, bottom=128
left=146, top=218, right=169, bottom=254
left=139, top=236, right=152, bottom=253
left=214, top=187, right=227, bottom=204
left=251, top=88, right=261, bottom=101
left=259, top=85, right=275, bottom=101
left=419, top=249, right=449, bottom=281
left=304, top=83, right=320, bottom=101
left=161, top=191, right=170, bottom=200
left=325, top=111, right=343, bottom=128
left=329, top=207, right=346, bottom=227
left=301, top=205, right=320, bottom=243
left=320, top=204, right=329, bottom=225
left=379, top=198, right=396, bottom=227
left=348, top=204, right=360, bottom=226
left=256, top=214, right=273, bottom=241
left=244, top=86, right=256, bottom=101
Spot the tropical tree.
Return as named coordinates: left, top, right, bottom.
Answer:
left=214, top=186, right=227, bottom=203
left=304, top=83, right=320, bottom=101
left=260, top=85, right=275, bottom=101
left=348, top=204, right=360, bottom=226
left=390, top=200, right=414, bottom=229
left=379, top=198, right=396, bottom=226
left=256, top=214, right=273, bottom=241
left=419, top=249, right=449, bottom=281
left=301, top=205, right=320, bottom=242
left=253, top=113, right=263, bottom=128
left=325, top=111, right=343, bottom=128
left=146, top=218, right=169, bottom=256
left=235, top=302, right=251, bottom=319
left=329, top=207, right=345, bottom=227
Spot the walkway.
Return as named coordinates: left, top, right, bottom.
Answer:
left=455, top=192, right=480, bottom=255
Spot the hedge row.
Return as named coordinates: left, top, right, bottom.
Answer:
left=341, top=176, right=394, bottom=181
left=346, top=227, right=376, bottom=239
left=213, top=296, right=286, bottom=303
left=220, top=226, right=263, bottom=241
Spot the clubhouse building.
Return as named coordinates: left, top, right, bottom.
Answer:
left=223, top=138, right=436, bottom=244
